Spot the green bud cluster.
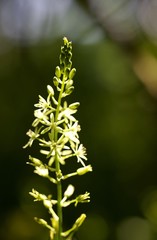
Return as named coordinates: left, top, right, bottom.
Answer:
left=24, top=37, right=92, bottom=240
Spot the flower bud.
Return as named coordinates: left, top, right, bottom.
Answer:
left=64, top=184, right=75, bottom=198
left=77, top=165, right=92, bottom=175
left=64, top=86, right=74, bottom=96
left=51, top=217, right=59, bottom=231
left=43, top=199, right=52, bottom=209
left=63, top=37, right=69, bottom=45
left=29, top=155, right=42, bottom=166
left=60, top=52, right=65, bottom=64
left=69, top=68, right=76, bottom=79
left=35, top=217, right=48, bottom=226
left=69, top=102, right=80, bottom=110
left=65, top=67, right=70, bottom=79
left=47, top=85, right=54, bottom=95
left=34, top=166, right=49, bottom=177
left=65, top=79, right=73, bottom=89
left=75, top=214, right=86, bottom=228
left=55, top=66, right=61, bottom=78
left=53, top=77, right=59, bottom=87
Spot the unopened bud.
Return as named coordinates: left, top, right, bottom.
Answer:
left=43, top=199, right=52, bottom=209
left=53, top=77, right=59, bottom=87
left=55, top=66, right=61, bottom=78
left=69, top=102, right=80, bottom=110
left=69, top=68, right=76, bottom=79
left=77, top=165, right=92, bottom=175
left=47, top=85, right=54, bottom=95
left=64, top=86, right=74, bottom=95
left=29, top=156, right=42, bottom=166
left=75, top=214, right=86, bottom=228
left=35, top=217, right=48, bottom=226
left=65, top=79, right=73, bottom=89
left=64, top=184, right=75, bottom=198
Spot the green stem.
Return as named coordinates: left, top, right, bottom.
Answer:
left=55, top=156, right=63, bottom=240
left=54, top=73, right=66, bottom=240
left=63, top=172, right=77, bottom=180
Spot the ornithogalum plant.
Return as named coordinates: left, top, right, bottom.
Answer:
left=24, top=37, right=92, bottom=240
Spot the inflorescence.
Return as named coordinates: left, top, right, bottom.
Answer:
left=24, top=37, right=92, bottom=240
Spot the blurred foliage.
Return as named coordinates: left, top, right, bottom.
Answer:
left=1, top=0, right=157, bottom=239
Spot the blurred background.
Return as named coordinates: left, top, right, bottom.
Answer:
left=1, top=0, right=157, bottom=239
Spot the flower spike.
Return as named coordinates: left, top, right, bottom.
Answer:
left=24, top=37, right=92, bottom=240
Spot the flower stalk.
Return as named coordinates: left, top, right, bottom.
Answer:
left=24, top=37, right=92, bottom=240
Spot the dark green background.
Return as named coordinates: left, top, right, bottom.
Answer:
left=1, top=1, right=157, bottom=239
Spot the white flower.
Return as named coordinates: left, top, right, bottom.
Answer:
left=58, top=101, right=77, bottom=122
left=63, top=122, right=80, bottom=144
left=33, top=109, right=51, bottom=127
left=23, top=128, right=40, bottom=148
left=34, top=166, right=49, bottom=177
left=75, top=192, right=90, bottom=206
left=34, top=95, right=50, bottom=109
left=72, top=144, right=87, bottom=166
left=29, top=189, right=47, bottom=201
